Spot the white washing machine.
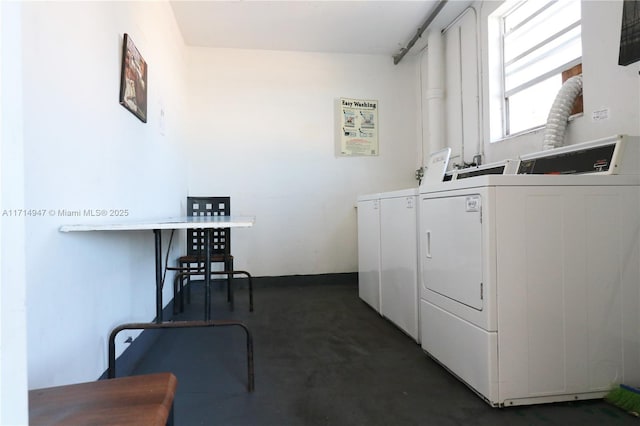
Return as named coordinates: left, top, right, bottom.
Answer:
left=357, top=192, right=381, bottom=312
left=357, top=188, right=420, bottom=342
left=419, top=136, right=640, bottom=406
left=355, top=149, right=451, bottom=340
left=379, top=188, right=419, bottom=342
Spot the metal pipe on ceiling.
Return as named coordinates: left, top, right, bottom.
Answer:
left=393, top=0, right=448, bottom=65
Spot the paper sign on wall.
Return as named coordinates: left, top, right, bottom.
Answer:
left=339, top=97, right=378, bottom=156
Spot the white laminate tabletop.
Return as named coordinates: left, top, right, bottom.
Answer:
left=59, top=216, right=255, bottom=232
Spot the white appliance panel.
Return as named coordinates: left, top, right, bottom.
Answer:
left=421, top=299, right=498, bottom=404
left=380, top=194, right=419, bottom=341
left=357, top=198, right=381, bottom=312
left=421, top=195, right=483, bottom=311
left=495, top=185, right=640, bottom=402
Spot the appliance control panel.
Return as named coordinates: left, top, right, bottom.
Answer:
left=517, top=135, right=639, bottom=175
left=518, top=144, right=615, bottom=175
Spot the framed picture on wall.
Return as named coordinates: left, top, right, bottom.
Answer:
left=619, top=0, right=640, bottom=66
left=338, top=97, right=379, bottom=156
left=119, top=33, right=148, bottom=122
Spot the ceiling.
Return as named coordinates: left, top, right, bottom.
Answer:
left=170, top=1, right=473, bottom=59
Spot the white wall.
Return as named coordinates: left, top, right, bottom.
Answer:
left=186, top=48, right=420, bottom=277
left=572, top=0, right=640, bottom=142
left=1, top=2, right=29, bottom=423
left=430, top=0, right=640, bottom=164
left=18, top=1, right=188, bottom=389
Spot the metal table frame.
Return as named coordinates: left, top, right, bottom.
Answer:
left=60, top=216, right=256, bottom=391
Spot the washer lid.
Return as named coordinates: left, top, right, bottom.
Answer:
left=379, top=187, right=418, bottom=198
left=422, top=147, right=452, bottom=186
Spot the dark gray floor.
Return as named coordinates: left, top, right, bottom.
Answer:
left=132, top=274, right=637, bottom=425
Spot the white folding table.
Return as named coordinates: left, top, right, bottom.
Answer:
left=60, top=215, right=254, bottom=321
left=60, top=216, right=256, bottom=390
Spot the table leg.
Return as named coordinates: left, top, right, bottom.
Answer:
left=154, top=229, right=163, bottom=323
left=204, top=229, right=212, bottom=320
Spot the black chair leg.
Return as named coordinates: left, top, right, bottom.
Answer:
left=249, top=275, right=253, bottom=312
left=229, top=272, right=235, bottom=312
left=226, top=259, right=233, bottom=303
left=185, top=270, right=191, bottom=305
left=225, top=259, right=234, bottom=310
left=172, top=273, right=179, bottom=315
left=179, top=273, right=186, bottom=312
left=170, top=266, right=254, bottom=316
left=173, top=272, right=189, bottom=315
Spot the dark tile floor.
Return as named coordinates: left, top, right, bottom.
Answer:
left=132, top=274, right=638, bottom=425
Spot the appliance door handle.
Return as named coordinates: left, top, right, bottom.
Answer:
left=425, top=231, right=432, bottom=259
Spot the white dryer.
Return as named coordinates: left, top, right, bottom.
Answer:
left=419, top=136, right=640, bottom=407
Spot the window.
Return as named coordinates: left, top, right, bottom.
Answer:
left=490, top=0, right=582, bottom=138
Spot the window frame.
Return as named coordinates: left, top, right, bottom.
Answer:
left=491, top=0, right=583, bottom=139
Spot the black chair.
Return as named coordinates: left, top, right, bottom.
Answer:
left=169, top=196, right=253, bottom=315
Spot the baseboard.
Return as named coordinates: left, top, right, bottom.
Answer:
left=181, top=272, right=357, bottom=289
left=251, top=272, right=357, bottom=287
left=210, top=271, right=358, bottom=288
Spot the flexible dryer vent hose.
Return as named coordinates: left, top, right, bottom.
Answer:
left=543, top=74, right=583, bottom=150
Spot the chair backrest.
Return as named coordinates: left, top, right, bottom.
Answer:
left=186, top=196, right=231, bottom=257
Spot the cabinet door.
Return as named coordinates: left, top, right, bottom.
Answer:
left=357, top=200, right=381, bottom=311
left=421, top=195, right=483, bottom=310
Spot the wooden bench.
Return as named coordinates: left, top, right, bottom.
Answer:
left=29, top=372, right=177, bottom=426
